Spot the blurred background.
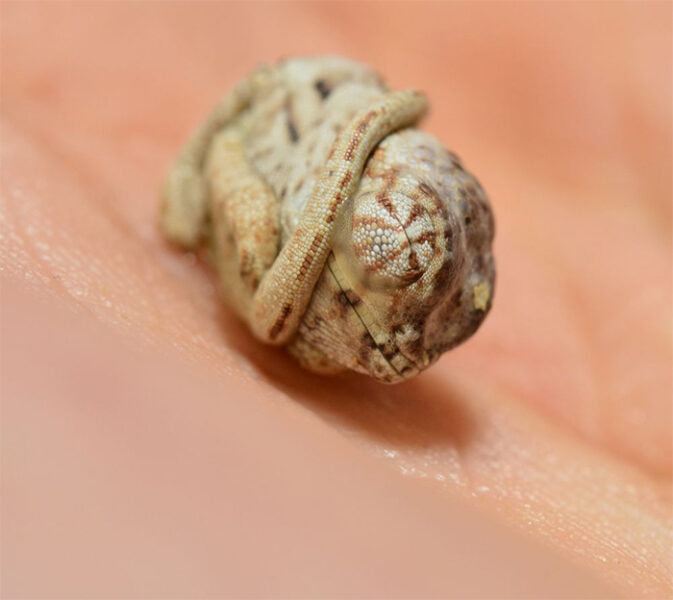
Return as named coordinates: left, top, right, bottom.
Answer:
left=2, top=2, right=671, bottom=598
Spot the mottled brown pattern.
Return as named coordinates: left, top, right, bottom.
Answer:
left=162, top=56, right=495, bottom=382
left=339, top=171, right=352, bottom=190
left=343, top=110, right=377, bottom=161
left=356, top=110, right=378, bottom=133
left=343, top=139, right=360, bottom=162
left=413, top=230, right=437, bottom=247
left=325, top=193, right=342, bottom=224
left=314, top=79, right=332, bottom=100
left=404, top=202, right=425, bottom=227
left=297, top=250, right=316, bottom=281
left=269, top=303, right=293, bottom=341
left=377, top=195, right=397, bottom=218
left=342, top=289, right=362, bottom=307
left=351, top=214, right=400, bottom=229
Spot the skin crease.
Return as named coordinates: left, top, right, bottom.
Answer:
left=1, top=1, right=671, bottom=598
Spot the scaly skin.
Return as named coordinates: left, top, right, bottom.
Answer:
left=161, top=56, right=495, bottom=382
left=3, top=5, right=671, bottom=595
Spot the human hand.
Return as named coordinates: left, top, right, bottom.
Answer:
left=2, top=2, right=670, bottom=597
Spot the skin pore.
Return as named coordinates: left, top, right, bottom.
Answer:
left=2, top=2, right=671, bottom=597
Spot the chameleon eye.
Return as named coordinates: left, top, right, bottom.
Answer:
left=350, top=191, right=436, bottom=290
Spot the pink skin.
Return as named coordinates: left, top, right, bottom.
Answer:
left=2, top=2, right=671, bottom=597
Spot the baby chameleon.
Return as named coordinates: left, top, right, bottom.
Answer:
left=161, top=56, right=495, bottom=383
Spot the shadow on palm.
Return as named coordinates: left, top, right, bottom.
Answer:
left=216, top=294, right=477, bottom=452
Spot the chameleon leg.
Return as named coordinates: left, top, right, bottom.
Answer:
left=205, top=127, right=280, bottom=319
left=160, top=75, right=260, bottom=248
left=250, top=89, right=428, bottom=345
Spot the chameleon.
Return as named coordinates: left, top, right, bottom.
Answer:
left=160, top=56, right=495, bottom=383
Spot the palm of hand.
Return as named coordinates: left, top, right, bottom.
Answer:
left=2, top=3, right=671, bottom=597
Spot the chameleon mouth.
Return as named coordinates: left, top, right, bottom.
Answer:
left=326, top=255, right=421, bottom=383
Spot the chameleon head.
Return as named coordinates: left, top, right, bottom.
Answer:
left=292, top=129, right=495, bottom=383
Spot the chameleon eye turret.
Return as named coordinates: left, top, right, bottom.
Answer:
left=336, top=190, right=435, bottom=290
left=161, top=56, right=495, bottom=383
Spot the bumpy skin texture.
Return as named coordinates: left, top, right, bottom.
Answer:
left=161, top=56, right=495, bottom=383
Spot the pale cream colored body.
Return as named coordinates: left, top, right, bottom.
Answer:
left=161, top=56, right=495, bottom=383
